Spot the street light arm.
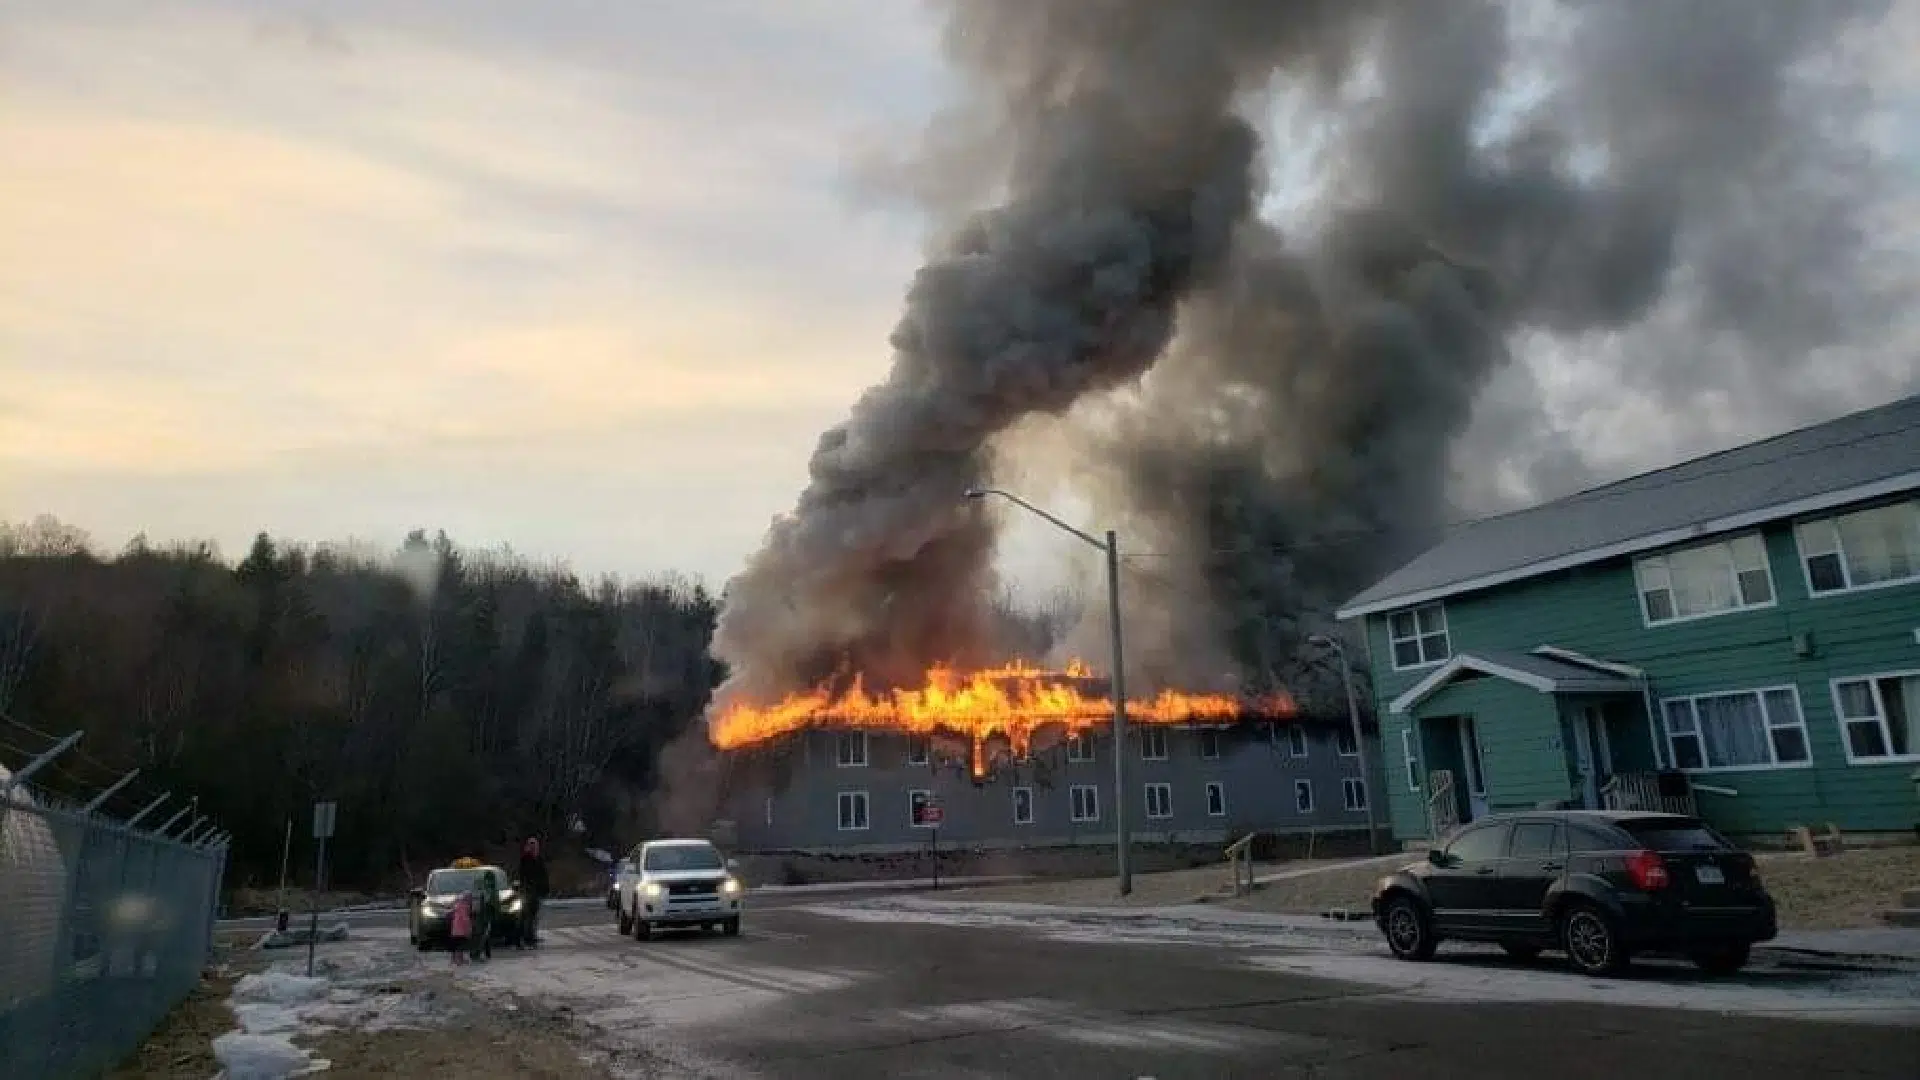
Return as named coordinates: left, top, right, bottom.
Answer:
left=966, top=488, right=1108, bottom=552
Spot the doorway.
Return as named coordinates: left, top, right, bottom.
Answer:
left=1457, top=716, right=1489, bottom=821
left=1570, top=705, right=1614, bottom=810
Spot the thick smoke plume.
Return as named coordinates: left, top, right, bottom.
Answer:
left=712, top=0, right=1913, bottom=719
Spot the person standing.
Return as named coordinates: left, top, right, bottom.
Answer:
left=448, top=890, right=473, bottom=966
left=517, top=837, right=550, bottom=947
left=469, top=871, right=499, bottom=963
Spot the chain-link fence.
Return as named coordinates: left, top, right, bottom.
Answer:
left=0, top=751, right=227, bottom=1080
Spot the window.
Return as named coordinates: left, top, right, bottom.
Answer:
left=1140, top=728, right=1168, bottom=760
left=1066, top=732, right=1094, bottom=762
left=1293, top=779, right=1314, bottom=813
left=1634, top=533, right=1774, bottom=625
left=1286, top=726, right=1308, bottom=758
left=1831, top=672, right=1920, bottom=763
left=1070, top=785, right=1100, bottom=823
left=1443, top=822, right=1509, bottom=863
left=1341, top=778, right=1367, bottom=811
left=1144, top=783, right=1172, bottom=819
left=836, top=791, right=869, bottom=831
left=835, top=731, right=868, bottom=767
left=1335, top=725, right=1358, bottom=756
left=1198, top=729, right=1222, bottom=759
left=1508, top=822, right=1563, bottom=859
left=1797, top=500, right=1920, bottom=595
left=642, top=843, right=724, bottom=872
left=1204, top=781, right=1226, bottom=817
left=1012, top=786, right=1034, bottom=825
left=1388, top=604, right=1451, bottom=668
left=1400, top=728, right=1421, bottom=792
left=1660, top=687, right=1811, bottom=771
left=908, top=789, right=934, bottom=827
left=905, top=737, right=929, bottom=766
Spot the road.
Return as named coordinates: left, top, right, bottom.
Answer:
left=309, top=892, right=1920, bottom=1079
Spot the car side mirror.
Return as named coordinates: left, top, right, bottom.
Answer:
left=408, top=887, right=426, bottom=902
left=1426, top=849, right=1447, bottom=867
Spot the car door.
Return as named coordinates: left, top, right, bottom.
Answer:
left=1494, top=819, right=1566, bottom=936
left=1425, top=821, right=1511, bottom=935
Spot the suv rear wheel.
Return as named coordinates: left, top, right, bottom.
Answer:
left=617, top=906, right=634, bottom=936
left=1688, top=943, right=1750, bottom=975
left=1381, top=895, right=1437, bottom=962
left=1560, top=903, right=1628, bottom=977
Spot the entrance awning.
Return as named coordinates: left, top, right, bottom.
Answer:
left=1390, top=647, right=1644, bottom=714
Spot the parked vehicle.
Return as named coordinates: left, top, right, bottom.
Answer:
left=614, top=838, right=745, bottom=940
left=606, top=857, right=633, bottom=911
left=408, top=862, right=525, bottom=950
left=1371, top=811, right=1776, bottom=976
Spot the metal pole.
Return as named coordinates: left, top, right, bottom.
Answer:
left=82, top=768, right=141, bottom=814
left=155, top=805, right=193, bottom=836
left=307, top=830, right=327, bottom=977
left=0, top=730, right=82, bottom=798
left=126, top=792, right=170, bottom=829
left=1105, top=530, right=1132, bottom=897
left=1334, top=643, right=1382, bottom=855
left=277, top=817, right=294, bottom=932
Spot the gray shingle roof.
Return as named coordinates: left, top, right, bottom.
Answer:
left=1340, top=393, right=1920, bottom=618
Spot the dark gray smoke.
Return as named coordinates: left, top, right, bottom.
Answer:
left=713, top=0, right=1913, bottom=716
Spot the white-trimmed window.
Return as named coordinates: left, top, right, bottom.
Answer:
left=1342, top=778, right=1368, bottom=811
left=1797, top=500, right=1920, bottom=596
left=1204, top=781, right=1226, bottom=817
left=1660, top=687, right=1810, bottom=771
left=1634, top=533, right=1774, bottom=625
left=1335, top=726, right=1358, bottom=756
left=1012, top=786, right=1034, bottom=825
left=1140, top=728, right=1168, bottom=760
left=1070, top=784, right=1100, bottom=823
left=1198, top=729, right=1222, bottom=759
left=1066, top=732, right=1094, bottom=762
left=1401, top=728, right=1421, bottom=791
left=836, top=791, right=869, bottom=830
left=1294, top=779, right=1315, bottom=813
left=1286, top=726, right=1308, bottom=758
left=835, top=732, right=868, bottom=767
left=1144, top=782, right=1172, bottom=819
left=905, top=737, right=929, bottom=766
left=1831, top=672, right=1920, bottom=764
left=1388, top=604, right=1450, bottom=669
left=908, top=789, right=934, bottom=827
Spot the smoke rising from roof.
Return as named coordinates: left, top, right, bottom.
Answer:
left=710, top=0, right=1913, bottom=715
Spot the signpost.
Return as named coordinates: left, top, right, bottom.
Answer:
left=307, top=800, right=337, bottom=977
left=922, top=802, right=944, bottom=890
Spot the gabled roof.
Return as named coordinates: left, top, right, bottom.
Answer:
left=1338, top=393, right=1920, bottom=619
left=1389, top=649, right=1643, bottom=714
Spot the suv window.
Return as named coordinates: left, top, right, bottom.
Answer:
left=1567, top=822, right=1626, bottom=853
left=1443, top=823, right=1510, bottom=863
left=1616, top=818, right=1731, bottom=853
left=642, top=844, right=724, bottom=872
left=1508, top=821, right=1563, bottom=859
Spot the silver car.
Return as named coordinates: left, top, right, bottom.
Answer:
left=615, top=838, right=745, bottom=939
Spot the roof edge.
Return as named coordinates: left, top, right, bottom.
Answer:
left=1389, top=653, right=1646, bottom=714
left=1338, top=468, right=1920, bottom=620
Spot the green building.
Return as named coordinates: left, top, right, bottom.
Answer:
left=1338, top=394, right=1920, bottom=845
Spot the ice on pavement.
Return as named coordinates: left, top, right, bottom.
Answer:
left=214, top=933, right=441, bottom=1079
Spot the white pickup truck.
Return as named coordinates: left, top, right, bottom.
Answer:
left=614, top=838, right=745, bottom=940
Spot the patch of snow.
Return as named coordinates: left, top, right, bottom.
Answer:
left=212, top=1033, right=330, bottom=1079
left=215, top=934, right=442, bottom=1078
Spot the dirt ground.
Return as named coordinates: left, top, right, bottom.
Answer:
left=104, top=971, right=241, bottom=1080
left=297, top=1005, right=616, bottom=1079
left=1755, top=845, right=1920, bottom=930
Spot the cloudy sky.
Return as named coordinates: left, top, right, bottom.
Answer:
left=3, top=1, right=1916, bottom=587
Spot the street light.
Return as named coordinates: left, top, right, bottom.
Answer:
left=966, top=487, right=1132, bottom=897
left=1308, top=634, right=1382, bottom=854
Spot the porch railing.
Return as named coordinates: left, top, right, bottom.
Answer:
left=1600, top=772, right=1696, bottom=816
left=1425, top=769, right=1458, bottom=842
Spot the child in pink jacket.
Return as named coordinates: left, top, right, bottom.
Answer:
left=449, top=891, right=474, bottom=965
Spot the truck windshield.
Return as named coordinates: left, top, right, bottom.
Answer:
left=643, top=845, right=724, bottom=872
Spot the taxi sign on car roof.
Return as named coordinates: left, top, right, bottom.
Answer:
left=451, top=856, right=482, bottom=869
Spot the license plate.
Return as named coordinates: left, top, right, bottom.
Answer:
left=1695, top=865, right=1725, bottom=885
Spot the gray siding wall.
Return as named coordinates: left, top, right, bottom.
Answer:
left=726, top=723, right=1385, bottom=852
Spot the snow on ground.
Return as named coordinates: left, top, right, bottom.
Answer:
left=801, top=895, right=1373, bottom=951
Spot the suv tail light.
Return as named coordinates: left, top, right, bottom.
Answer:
left=1625, top=848, right=1669, bottom=891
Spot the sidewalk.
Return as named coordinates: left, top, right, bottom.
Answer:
left=1765, top=928, right=1920, bottom=966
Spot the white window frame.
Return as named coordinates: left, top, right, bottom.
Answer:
left=1658, top=686, right=1812, bottom=773
left=1795, top=499, right=1920, bottom=598
left=1387, top=603, right=1451, bottom=670
left=1342, top=777, right=1368, bottom=812
left=835, top=731, right=868, bottom=768
left=908, top=789, right=934, bottom=828
left=1401, top=728, right=1421, bottom=792
left=1069, top=784, right=1100, bottom=823
left=1066, top=731, right=1094, bottom=762
left=1198, top=728, right=1222, bottom=760
left=905, top=736, right=929, bottom=766
left=836, top=790, right=869, bottom=831
left=1633, top=532, right=1776, bottom=628
left=1286, top=725, right=1308, bottom=758
left=1204, top=781, right=1226, bottom=817
left=1144, top=782, right=1172, bottom=820
left=1140, top=727, right=1169, bottom=761
left=1828, top=670, right=1920, bottom=765
left=1012, top=786, right=1035, bottom=825
left=1335, top=725, right=1359, bottom=757
left=1294, top=779, right=1315, bottom=813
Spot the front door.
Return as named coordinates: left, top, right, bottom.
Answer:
left=1426, top=821, right=1511, bottom=935
left=1458, top=717, right=1490, bottom=821
left=1494, top=819, right=1566, bottom=937
left=1570, top=707, right=1614, bottom=809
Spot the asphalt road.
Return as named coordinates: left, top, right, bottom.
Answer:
left=409, top=897, right=1920, bottom=1079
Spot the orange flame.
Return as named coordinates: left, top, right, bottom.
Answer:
left=709, top=658, right=1294, bottom=776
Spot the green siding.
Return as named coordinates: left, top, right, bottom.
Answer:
left=1361, top=509, right=1920, bottom=840
left=1420, top=676, right=1574, bottom=813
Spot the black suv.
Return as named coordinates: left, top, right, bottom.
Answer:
left=1371, top=810, right=1776, bottom=977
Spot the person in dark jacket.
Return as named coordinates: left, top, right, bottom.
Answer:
left=516, top=837, right=549, bottom=947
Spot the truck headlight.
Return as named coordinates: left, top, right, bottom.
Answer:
left=721, top=877, right=742, bottom=896
left=505, top=897, right=523, bottom=913
left=642, top=882, right=664, bottom=899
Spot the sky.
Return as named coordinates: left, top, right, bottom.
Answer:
left=3, top=0, right=1916, bottom=590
